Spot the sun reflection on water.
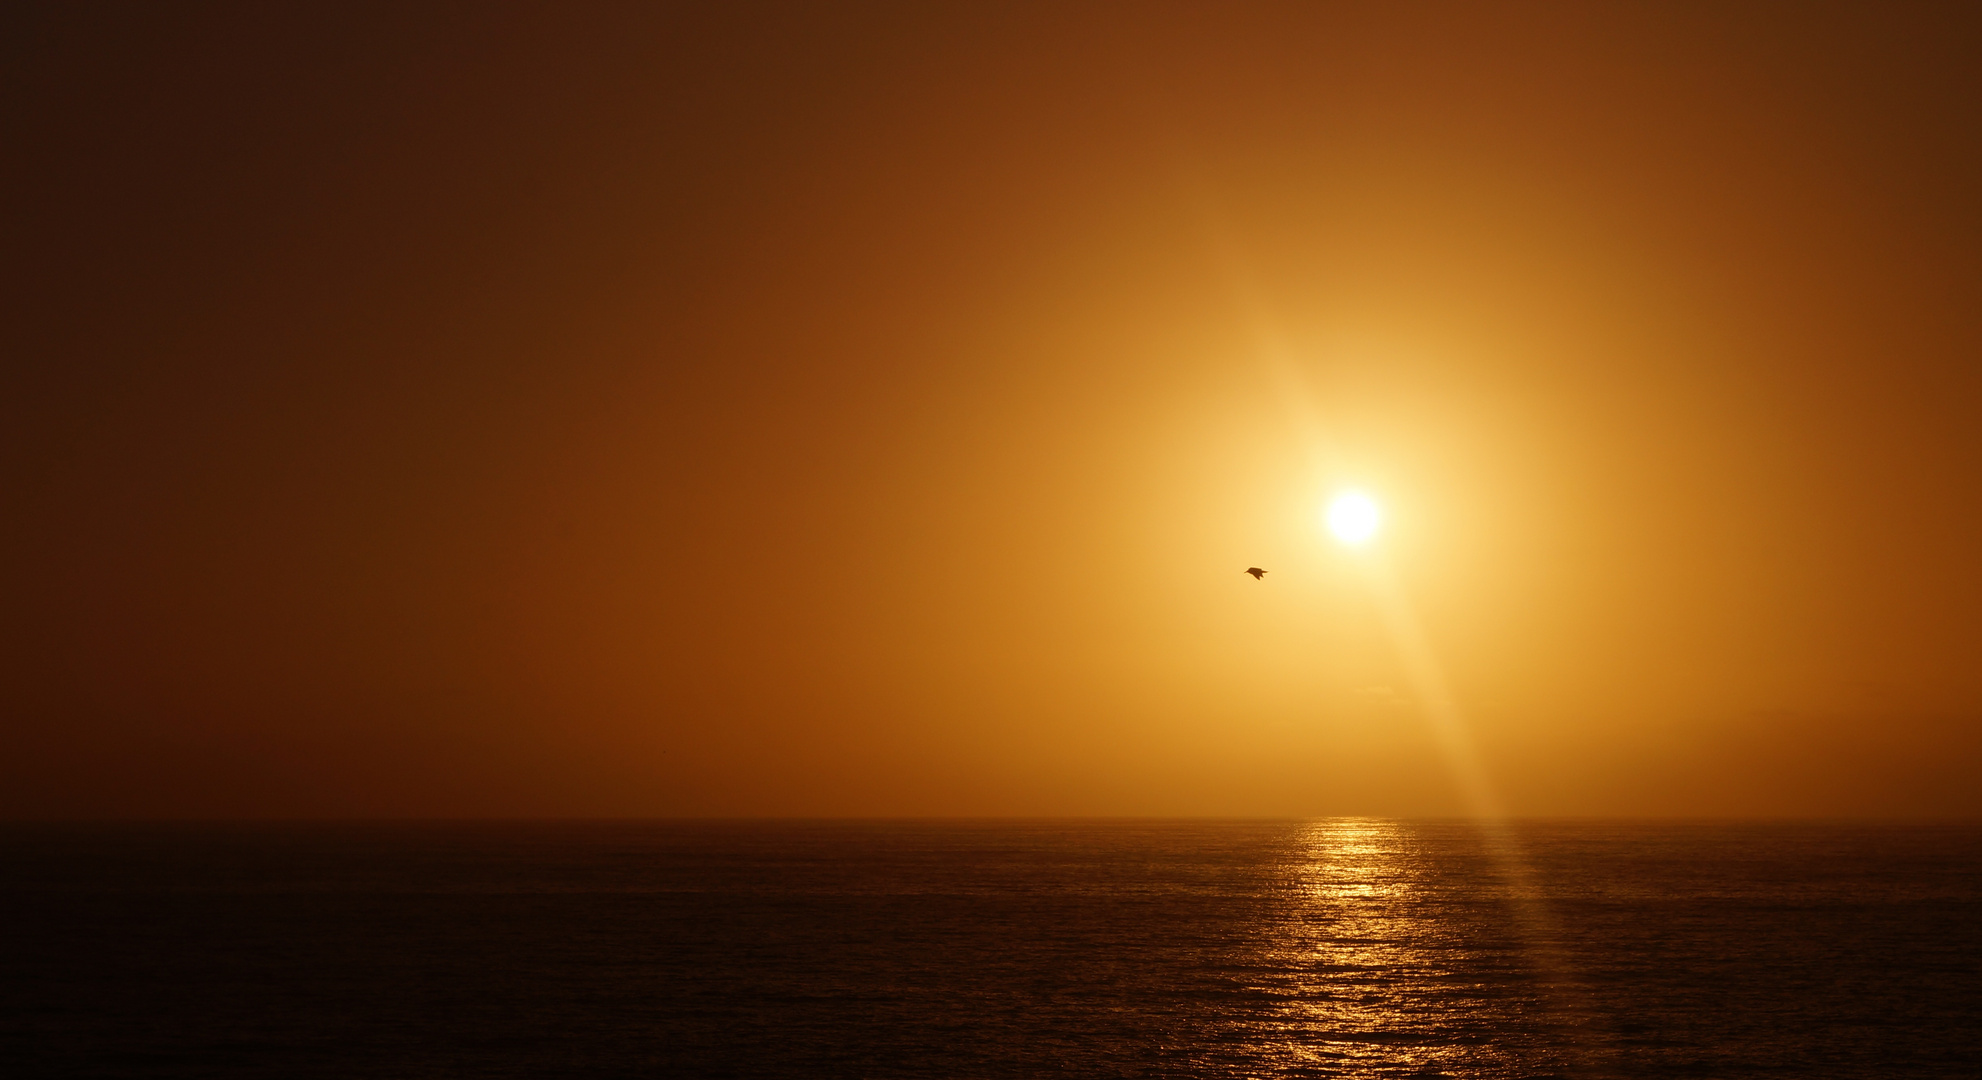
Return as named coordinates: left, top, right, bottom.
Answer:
left=1199, top=819, right=1584, bottom=1078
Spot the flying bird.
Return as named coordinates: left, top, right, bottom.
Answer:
left=1245, top=567, right=1267, bottom=580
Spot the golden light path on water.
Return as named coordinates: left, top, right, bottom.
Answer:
left=1271, top=820, right=1455, bottom=1072
left=1222, top=819, right=1600, bottom=1076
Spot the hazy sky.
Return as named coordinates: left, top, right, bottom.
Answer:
left=5, top=2, right=1979, bottom=818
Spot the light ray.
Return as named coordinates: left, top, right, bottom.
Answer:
left=1199, top=214, right=1613, bottom=1067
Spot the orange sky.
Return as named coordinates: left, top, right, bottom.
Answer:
left=4, top=3, right=1979, bottom=817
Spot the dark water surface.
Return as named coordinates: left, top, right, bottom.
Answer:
left=2, top=820, right=1977, bottom=1077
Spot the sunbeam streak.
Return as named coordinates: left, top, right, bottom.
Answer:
left=1219, top=240, right=1615, bottom=1065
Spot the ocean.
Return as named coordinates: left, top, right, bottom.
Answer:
left=2, top=820, right=1977, bottom=1078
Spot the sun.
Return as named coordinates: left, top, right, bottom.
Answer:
left=1325, top=490, right=1381, bottom=545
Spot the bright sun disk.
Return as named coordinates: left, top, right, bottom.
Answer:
left=1326, top=490, right=1381, bottom=545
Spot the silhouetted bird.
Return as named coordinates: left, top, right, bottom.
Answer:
left=1245, top=567, right=1267, bottom=580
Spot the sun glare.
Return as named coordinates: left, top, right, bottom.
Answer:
left=1326, top=490, right=1381, bottom=545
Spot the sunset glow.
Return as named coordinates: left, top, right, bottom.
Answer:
left=2, top=4, right=1978, bottom=823
left=8, top=8, right=1982, bottom=1075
